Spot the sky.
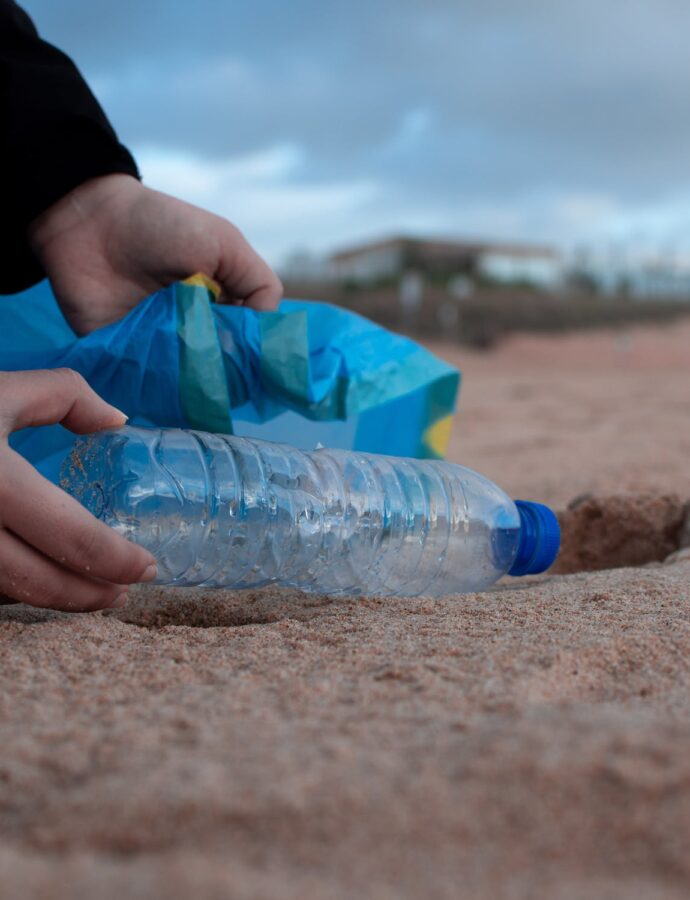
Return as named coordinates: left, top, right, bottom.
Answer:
left=23, top=0, right=690, bottom=269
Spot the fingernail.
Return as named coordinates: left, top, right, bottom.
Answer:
left=110, top=592, right=129, bottom=609
left=109, top=405, right=129, bottom=425
left=141, top=563, right=158, bottom=583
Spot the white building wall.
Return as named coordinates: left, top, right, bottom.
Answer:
left=478, top=252, right=562, bottom=289
left=331, top=246, right=403, bottom=281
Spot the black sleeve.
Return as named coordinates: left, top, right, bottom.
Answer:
left=0, top=0, right=140, bottom=293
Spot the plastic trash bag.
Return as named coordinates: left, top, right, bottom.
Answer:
left=1, top=276, right=460, bottom=482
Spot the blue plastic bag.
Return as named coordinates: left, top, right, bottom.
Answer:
left=2, top=278, right=460, bottom=482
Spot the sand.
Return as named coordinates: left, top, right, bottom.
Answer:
left=440, top=318, right=690, bottom=507
left=2, top=318, right=690, bottom=900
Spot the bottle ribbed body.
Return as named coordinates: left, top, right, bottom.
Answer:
left=62, top=426, right=523, bottom=597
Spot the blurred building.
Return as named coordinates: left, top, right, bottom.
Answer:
left=328, top=236, right=562, bottom=290
left=280, top=250, right=332, bottom=282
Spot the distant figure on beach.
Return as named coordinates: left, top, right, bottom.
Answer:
left=0, top=1, right=282, bottom=611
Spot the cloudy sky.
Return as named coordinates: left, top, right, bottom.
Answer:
left=23, top=0, right=690, bottom=267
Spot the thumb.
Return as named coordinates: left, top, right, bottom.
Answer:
left=212, top=220, right=283, bottom=311
left=0, top=369, right=127, bottom=436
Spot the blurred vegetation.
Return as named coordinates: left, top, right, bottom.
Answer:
left=282, top=280, right=690, bottom=349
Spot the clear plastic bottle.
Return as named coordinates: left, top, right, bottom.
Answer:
left=61, top=426, right=560, bottom=597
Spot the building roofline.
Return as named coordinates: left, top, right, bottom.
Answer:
left=329, top=234, right=558, bottom=262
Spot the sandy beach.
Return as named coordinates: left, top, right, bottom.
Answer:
left=2, top=318, right=690, bottom=899
left=439, top=317, right=690, bottom=507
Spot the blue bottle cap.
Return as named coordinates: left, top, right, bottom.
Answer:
left=508, top=500, right=561, bottom=577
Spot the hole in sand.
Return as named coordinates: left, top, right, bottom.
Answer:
left=554, top=494, right=689, bottom=575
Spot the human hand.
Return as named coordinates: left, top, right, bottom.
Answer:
left=28, top=174, right=282, bottom=335
left=0, top=369, right=158, bottom=612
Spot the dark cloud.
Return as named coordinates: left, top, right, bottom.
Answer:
left=20, top=0, right=690, bottom=246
